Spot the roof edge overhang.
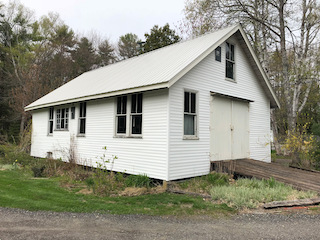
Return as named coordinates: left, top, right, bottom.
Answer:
left=25, top=82, right=169, bottom=111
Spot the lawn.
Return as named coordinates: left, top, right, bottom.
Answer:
left=0, top=168, right=234, bottom=216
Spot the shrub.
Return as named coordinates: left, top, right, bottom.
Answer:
left=31, top=165, right=46, bottom=177
left=0, top=144, right=35, bottom=166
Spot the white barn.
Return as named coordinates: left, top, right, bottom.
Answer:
left=25, top=24, right=280, bottom=181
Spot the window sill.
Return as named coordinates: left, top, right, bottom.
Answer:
left=77, top=134, right=86, bottom=137
left=183, top=136, right=199, bottom=140
left=47, top=134, right=53, bottom=137
left=114, top=135, right=143, bottom=139
left=225, top=77, right=236, bottom=83
left=54, top=129, right=69, bottom=131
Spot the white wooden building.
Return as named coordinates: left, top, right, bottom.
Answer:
left=25, top=24, right=280, bottom=181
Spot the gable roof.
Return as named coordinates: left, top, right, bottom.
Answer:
left=25, top=24, right=280, bottom=111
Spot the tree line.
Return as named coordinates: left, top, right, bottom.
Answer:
left=0, top=1, right=180, bottom=142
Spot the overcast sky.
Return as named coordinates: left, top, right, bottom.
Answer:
left=4, top=0, right=186, bottom=43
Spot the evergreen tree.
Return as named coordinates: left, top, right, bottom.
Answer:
left=117, top=33, right=139, bottom=60
left=142, top=23, right=181, bottom=53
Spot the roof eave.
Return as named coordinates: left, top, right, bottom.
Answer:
left=25, top=82, right=169, bottom=111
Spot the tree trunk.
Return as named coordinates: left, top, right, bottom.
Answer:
left=270, top=109, right=282, bottom=155
left=20, top=113, right=25, bottom=137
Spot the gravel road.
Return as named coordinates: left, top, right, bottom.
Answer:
left=1, top=207, right=320, bottom=240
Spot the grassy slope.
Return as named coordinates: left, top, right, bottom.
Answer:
left=0, top=169, right=234, bottom=215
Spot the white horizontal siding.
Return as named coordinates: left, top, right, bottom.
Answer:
left=31, top=89, right=168, bottom=180
left=168, top=36, right=271, bottom=180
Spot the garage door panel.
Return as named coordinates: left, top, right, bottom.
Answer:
left=232, top=101, right=249, bottom=159
left=210, top=97, right=232, bottom=160
left=210, top=96, right=249, bottom=161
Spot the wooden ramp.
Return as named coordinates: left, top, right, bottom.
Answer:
left=214, top=159, right=320, bottom=193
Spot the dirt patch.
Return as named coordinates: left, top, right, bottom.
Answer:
left=180, top=204, right=193, bottom=209
left=115, top=185, right=166, bottom=197
left=118, top=187, right=148, bottom=196
left=76, top=189, right=93, bottom=195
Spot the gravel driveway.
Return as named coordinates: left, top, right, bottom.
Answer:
left=1, top=207, right=319, bottom=240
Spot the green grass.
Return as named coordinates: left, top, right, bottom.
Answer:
left=0, top=169, right=234, bottom=216
left=177, top=172, right=229, bottom=194
left=210, top=177, right=317, bottom=209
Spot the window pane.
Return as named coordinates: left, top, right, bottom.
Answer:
left=226, top=61, right=234, bottom=79
left=61, top=119, right=65, bottom=129
left=191, top=93, right=196, bottom=113
left=49, top=121, right=53, bottom=133
left=132, top=115, right=142, bottom=134
left=83, top=102, right=86, bottom=117
left=80, top=118, right=86, bottom=134
left=80, top=103, right=83, bottom=117
left=184, top=114, right=195, bottom=135
left=131, top=94, right=136, bottom=113
left=49, top=108, right=54, bottom=119
left=71, top=107, right=75, bottom=119
left=122, top=96, right=127, bottom=114
left=137, top=94, right=142, bottom=113
left=184, top=92, right=189, bottom=113
left=231, top=44, right=234, bottom=61
left=117, top=116, right=126, bottom=133
left=226, top=43, right=230, bottom=60
left=117, top=97, right=121, bottom=114
left=215, top=46, right=221, bottom=62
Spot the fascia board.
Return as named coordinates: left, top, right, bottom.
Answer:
left=25, top=82, right=169, bottom=111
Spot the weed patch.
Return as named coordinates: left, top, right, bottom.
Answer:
left=210, top=177, right=318, bottom=209
left=174, top=172, right=230, bottom=195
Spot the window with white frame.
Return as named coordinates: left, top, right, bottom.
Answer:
left=115, top=93, right=143, bottom=136
left=48, top=107, right=54, bottom=135
left=226, top=42, right=235, bottom=80
left=116, top=96, right=127, bottom=134
left=184, top=91, right=197, bottom=136
left=131, top=93, right=142, bottom=135
left=79, top=102, right=86, bottom=135
left=56, top=108, right=69, bottom=130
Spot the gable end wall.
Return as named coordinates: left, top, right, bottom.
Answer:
left=168, top=36, right=271, bottom=181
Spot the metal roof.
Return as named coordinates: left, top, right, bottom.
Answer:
left=25, top=24, right=279, bottom=111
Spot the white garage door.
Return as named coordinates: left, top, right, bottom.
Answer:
left=210, top=96, right=249, bottom=161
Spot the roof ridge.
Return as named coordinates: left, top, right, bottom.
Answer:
left=84, top=25, right=239, bottom=75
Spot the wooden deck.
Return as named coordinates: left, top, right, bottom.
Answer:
left=212, top=159, right=320, bottom=193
